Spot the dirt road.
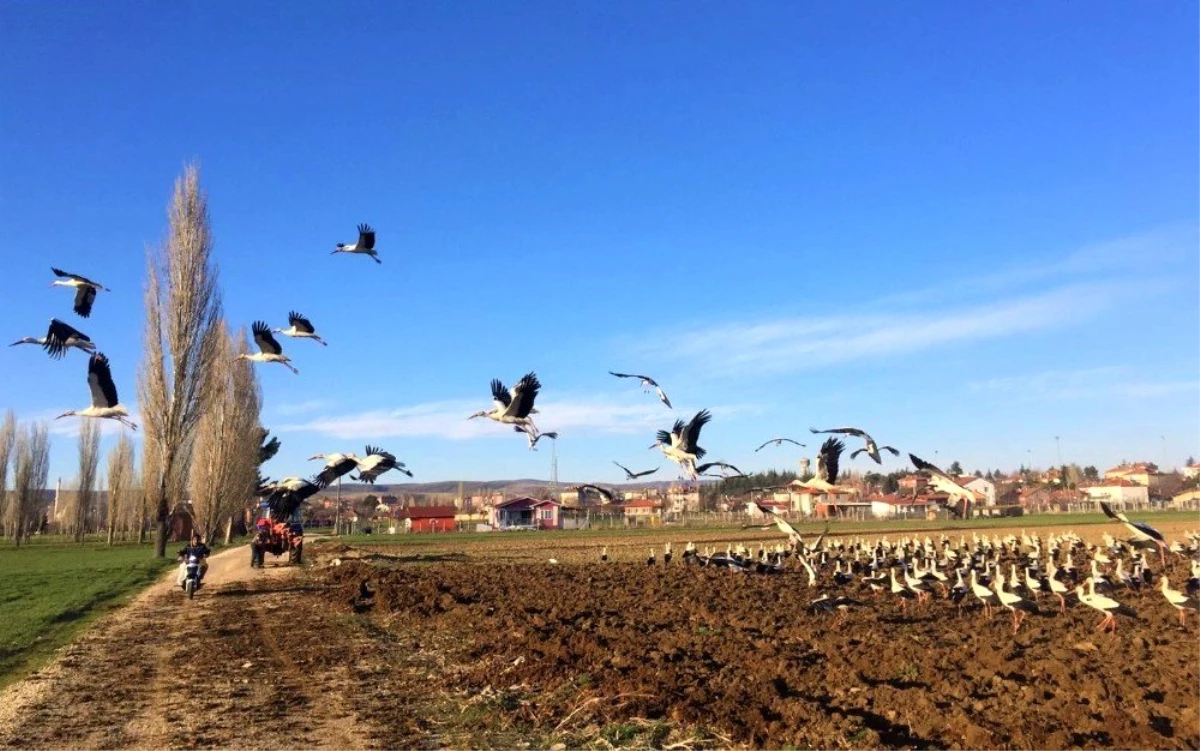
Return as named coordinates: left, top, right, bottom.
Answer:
left=0, top=544, right=372, bottom=751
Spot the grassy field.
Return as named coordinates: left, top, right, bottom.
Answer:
left=0, top=540, right=173, bottom=689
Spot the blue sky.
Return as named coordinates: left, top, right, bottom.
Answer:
left=2, top=2, right=1197, bottom=488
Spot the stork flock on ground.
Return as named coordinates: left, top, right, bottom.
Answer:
left=606, top=518, right=1200, bottom=633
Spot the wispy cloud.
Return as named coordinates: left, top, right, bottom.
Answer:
left=875, top=223, right=1197, bottom=307
left=640, top=282, right=1116, bottom=376
left=272, top=399, right=331, bottom=417
left=968, top=367, right=1198, bottom=401
left=277, top=396, right=760, bottom=441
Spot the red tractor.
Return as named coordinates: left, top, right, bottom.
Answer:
left=250, top=517, right=304, bottom=568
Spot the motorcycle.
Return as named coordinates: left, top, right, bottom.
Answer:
left=181, top=554, right=203, bottom=599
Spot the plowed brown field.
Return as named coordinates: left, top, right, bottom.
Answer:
left=1, top=520, right=1197, bottom=750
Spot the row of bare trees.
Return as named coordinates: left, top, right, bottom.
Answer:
left=0, top=412, right=51, bottom=545
left=2, top=164, right=268, bottom=554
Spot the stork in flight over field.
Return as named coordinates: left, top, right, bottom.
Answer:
left=274, top=311, right=327, bottom=346
left=354, top=446, right=412, bottom=483
left=608, top=371, right=671, bottom=408
left=651, top=409, right=711, bottom=479
left=469, top=372, right=547, bottom=434
left=574, top=484, right=616, bottom=504
left=11, top=319, right=95, bottom=359
left=754, top=437, right=806, bottom=452
left=514, top=425, right=558, bottom=450
left=909, top=453, right=974, bottom=517
left=695, top=461, right=746, bottom=479
left=56, top=352, right=137, bottom=430
left=1099, top=501, right=1169, bottom=566
left=803, top=437, right=847, bottom=492
left=744, top=500, right=826, bottom=551
left=333, top=223, right=380, bottom=263
left=51, top=267, right=109, bottom=318
left=308, top=452, right=361, bottom=487
left=613, top=461, right=659, bottom=480
left=809, top=426, right=898, bottom=464
left=236, top=322, right=299, bottom=374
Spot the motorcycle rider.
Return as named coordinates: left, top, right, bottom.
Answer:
left=176, top=532, right=211, bottom=587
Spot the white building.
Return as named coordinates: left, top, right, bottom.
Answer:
left=962, top=477, right=996, bottom=506
left=1081, top=480, right=1149, bottom=509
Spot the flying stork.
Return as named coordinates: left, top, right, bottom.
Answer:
left=11, top=319, right=96, bottom=359
left=513, top=425, right=558, bottom=450
left=809, top=426, right=899, bottom=464
left=754, top=437, right=806, bottom=452
left=333, top=223, right=380, bottom=263
left=804, top=437, right=847, bottom=492
left=308, top=452, right=361, bottom=487
left=909, top=453, right=974, bottom=518
left=263, top=480, right=322, bottom=521
left=50, top=267, right=109, bottom=318
left=1099, top=501, right=1169, bottom=566
left=354, top=446, right=412, bottom=483
left=468, top=372, right=547, bottom=434
left=650, top=408, right=711, bottom=479
left=695, top=461, right=745, bottom=478
left=55, top=352, right=137, bottom=430
left=612, top=461, right=659, bottom=480
left=274, top=311, right=327, bottom=346
left=608, top=371, right=671, bottom=408
left=574, top=484, right=616, bottom=504
left=236, top=321, right=299, bottom=374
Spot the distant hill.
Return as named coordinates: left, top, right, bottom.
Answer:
left=329, top=477, right=681, bottom=498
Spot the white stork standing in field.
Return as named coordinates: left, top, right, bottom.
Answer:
left=613, top=461, right=659, bottom=480
left=1076, top=577, right=1137, bottom=633
left=909, top=453, right=974, bottom=518
left=50, top=267, right=109, bottom=318
left=809, top=426, right=899, bottom=464
left=55, top=352, right=137, bottom=430
left=994, top=570, right=1039, bottom=633
left=11, top=319, right=96, bottom=359
left=354, top=446, right=412, bottom=483
left=754, top=437, right=806, bottom=452
left=651, top=409, right=711, bottom=479
left=236, top=321, right=299, bottom=374
left=308, top=452, right=361, bottom=487
left=333, top=223, right=380, bottom=263
left=469, top=372, right=547, bottom=435
left=1159, top=576, right=1199, bottom=626
left=274, top=311, right=327, bottom=346
left=608, top=371, right=672, bottom=408
left=1099, top=501, right=1169, bottom=566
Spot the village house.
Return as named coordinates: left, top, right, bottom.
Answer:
left=620, top=498, right=663, bottom=525
left=1182, top=461, right=1200, bottom=481
left=395, top=505, right=457, bottom=533
left=961, top=476, right=996, bottom=505
left=867, top=493, right=937, bottom=520
left=1080, top=478, right=1150, bottom=509
left=1103, top=462, right=1162, bottom=490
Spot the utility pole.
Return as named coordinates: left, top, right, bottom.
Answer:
left=333, top=476, right=342, bottom=535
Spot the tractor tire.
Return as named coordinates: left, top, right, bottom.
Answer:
left=289, top=542, right=303, bottom=565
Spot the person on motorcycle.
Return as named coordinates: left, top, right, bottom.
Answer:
left=176, top=532, right=211, bottom=586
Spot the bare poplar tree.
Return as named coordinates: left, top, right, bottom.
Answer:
left=0, top=411, right=15, bottom=539
left=106, top=433, right=136, bottom=545
left=188, top=324, right=262, bottom=541
left=73, top=420, right=102, bottom=542
left=10, top=423, right=51, bottom=546
left=138, top=163, right=224, bottom=557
